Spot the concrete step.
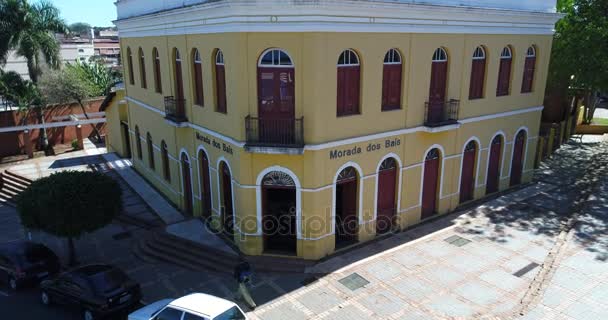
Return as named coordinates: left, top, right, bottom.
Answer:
left=2, top=178, right=29, bottom=191
left=3, top=170, right=33, bottom=185
left=0, top=192, right=16, bottom=207
left=245, top=255, right=316, bottom=273
left=139, top=232, right=237, bottom=274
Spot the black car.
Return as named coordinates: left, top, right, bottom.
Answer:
left=40, top=264, right=142, bottom=320
left=0, top=241, right=61, bottom=290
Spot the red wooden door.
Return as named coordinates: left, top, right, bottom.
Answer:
left=382, top=64, right=402, bottom=110
left=428, top=61, right=448, bottom=123
left=181, top=154, right=193, bottom=216
left=257, top=67, right=295, bottom=143
left=337, top=66, right=360, bottom=115
left=221, top=164, right=233, bottom=235
left=174, top=56, right=185, bottom=116
left=486, top=137, right=502, bottom=194
left=340, top=180, right=358, bottom=241
left=459, top=142, right=477, bottom=203
left=421, top=149, right=440, bottom=219
left=215, top=64, right=227, bottom=113
left=199, top=151, right=212, bottom=218
left=496, top=58, right=512, bottom=96
left=469, top=59, right=486, bottom=99
left=521, top=57, right=536, bottom=93
left=377, top=159, right=397, bottom=234
left=510, top=132, right=526, bottom=186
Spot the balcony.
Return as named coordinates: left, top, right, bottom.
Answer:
left=424, top=99, right=460, bottom=128
left=245, top=116, right=304, bottom=153
left=164, top=96, right=188, bottom=126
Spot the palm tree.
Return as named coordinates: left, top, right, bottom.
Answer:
left=0, top=0, right=67, bottom=151
left=0, top=0, right=67, bottom=83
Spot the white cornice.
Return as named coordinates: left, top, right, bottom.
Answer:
left=115, top=0, right=561, bottom=37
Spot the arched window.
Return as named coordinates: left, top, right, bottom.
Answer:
left=161, top=140, right=170, bottom=182
left=469, top=46, right=486, bottom=99
left=460, top=140, right=478, bottom=203
left=422, top=148, right=442, bottom=219
left=153, top=48, right=162, bottom=93
left=192, top=49, right=204, bottom=106
left=259, top=49, right=293, bottom=67
left=134, top=125, right=142, bottom=160
left=382, top=49, right=403, bottom=111
left=496, top=46, right=513, bottom=96
left=138, top=48, right=147, bottom=89
left=521, top=46, right=536, bottom=93
left=337, top=49, right=360, bottom=116
left=146, top=132, right=154, bottom=169
left=127, top=47, right=134, bottom=85
left=215, top=49, right=227, bottom=113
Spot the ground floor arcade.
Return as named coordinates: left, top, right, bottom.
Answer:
left=106, top=98, right=541, bottom=260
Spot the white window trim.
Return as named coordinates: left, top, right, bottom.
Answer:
left=384, top=48, right=402, bottom=65
left=501, top=47, right=513, bottom=59
left=215, top=50, right=225, bottom=66
left=432, top=48, right=448, bottom=62
left=526, top=46, right=536, bottom=57
left=472, top=47, right=486, bottom=60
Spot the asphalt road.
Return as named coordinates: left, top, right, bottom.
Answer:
left=0, top=285, right=81, bottom=320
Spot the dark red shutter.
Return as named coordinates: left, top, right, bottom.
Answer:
left=421, top=156, right=439, bottom=219
left=341, top=180, right=358, bottom=241
left=140, top=54, right=147, bottom=89
left=216, top=65, right=227, bottom=113
left=510, top=133, right=526, bottom=186
left=154, top=55, right=162, bottom=93
left=200, top=152, right=212, bottom=218
left=194, top=63, right=204, bottom=106
left=469, top=59, right=485, bottom=99
left=128, top=50, right=134, bottom=85
left=382, top=64, right=402, bottom=111
left=496, top=58, right=512, bottom=96
left=181, top=154, right=193, bottom=216
left=486, top=140, right=502, bottom=194
left=459, top=148, right=476, bottom=203
left=521, top=57, right=536, bottom=93
left=337, top=66, right=360, bottom=116
left=377, top=166, right=397, bottom=233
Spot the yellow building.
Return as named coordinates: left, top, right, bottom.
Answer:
left=107, top=0, right=561, bottom=259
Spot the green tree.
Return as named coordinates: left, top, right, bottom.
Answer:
left=0, top=0, right=68, bottom=151
left=547, top=0, right=608, bottom=124
left=16, top=171, right=123, bottom=266
left=68, top=22, right=91, bottom=36
left=38, top=67, right=104, bottom=142
left=66, top=59, right=120, bottom=96
left=0, top=70, right=41, bottom=124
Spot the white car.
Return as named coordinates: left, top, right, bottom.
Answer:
left=128, top=293, right=248, bottom=320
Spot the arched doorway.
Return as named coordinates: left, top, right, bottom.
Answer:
left=219, top=161, right=234, bottom=236
left=460, top=141, right=478, bottom=203
left=376, top=158, right=398, bottom=234
left=181, top=152, right=193, bottom=216
left=510, top=130, right=527, bottom=186
left=261, top=171, right=297, bottom=255
left=422, top=148, right=441, bottom=219
left=428, top=48, right=448, bottom=123
left=257, top=49, right=295, bottom=144
left=198, top=149, right=212, bottom=219
left=486, top=135, right=503, bottom=194
left=335, top=166, right=359, bottom=249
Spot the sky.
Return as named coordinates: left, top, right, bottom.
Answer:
left=34, top=0, right=117, bottom=27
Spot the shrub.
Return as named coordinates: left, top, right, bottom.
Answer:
left=16, top=171, right=123, bottom=265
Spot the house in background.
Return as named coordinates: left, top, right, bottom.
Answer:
left=109, top=0, right=561, bottom=260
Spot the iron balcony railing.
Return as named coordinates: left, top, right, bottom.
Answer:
left=164, top=96, right=187, bottom=123
left=424, top=99, right=460, bottom=127
left=245, top=116, right=304, bottom=148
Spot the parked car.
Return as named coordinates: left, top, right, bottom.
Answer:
left=0, top=241, right=60, bottom=290
left=40, top=264, right=141, bottom=320
left=129, top=293, right=247, bottom=320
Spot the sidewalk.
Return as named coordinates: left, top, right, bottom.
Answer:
left=245, top=136, right=608, bottom=320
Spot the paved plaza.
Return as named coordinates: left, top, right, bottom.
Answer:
left=0, top=136, right=607, bottom=320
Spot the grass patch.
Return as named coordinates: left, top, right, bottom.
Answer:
left=592, top=118, right=608, bottom=125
